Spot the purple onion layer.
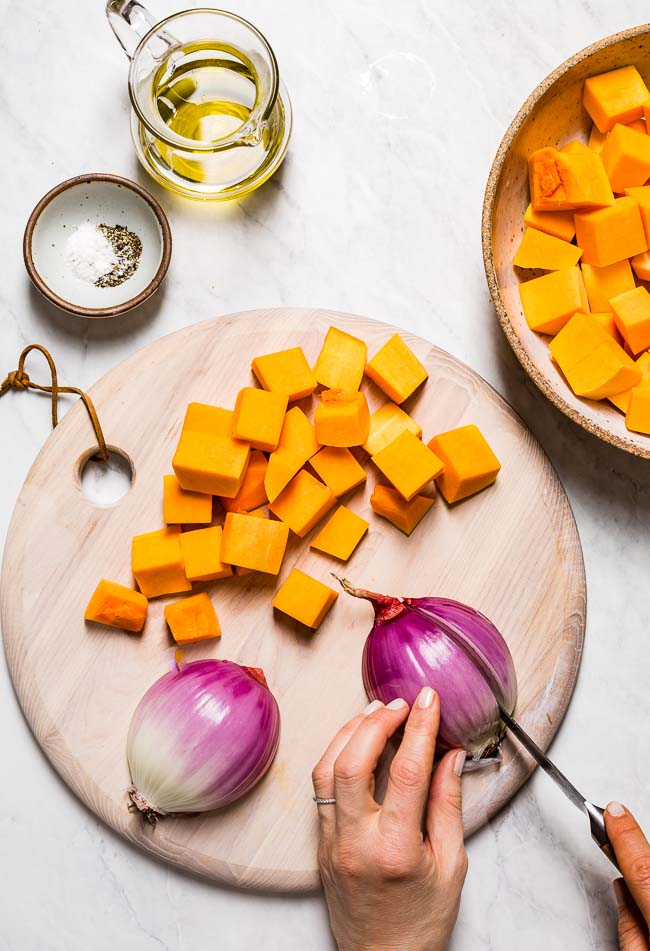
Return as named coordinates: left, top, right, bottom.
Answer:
left=127, top=659, right=280, bottom=819
left=360, top=592, right=517, bottom=758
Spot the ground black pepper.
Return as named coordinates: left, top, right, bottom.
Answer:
left=95, top=224, right=143, bottom=288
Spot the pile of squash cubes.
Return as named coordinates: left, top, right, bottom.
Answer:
left=85, top=326, right=500, bottom=642
left=517, top=65, right=650, bottom=434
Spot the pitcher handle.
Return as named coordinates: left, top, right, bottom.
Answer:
left=106, top=0, right=177, bottom=60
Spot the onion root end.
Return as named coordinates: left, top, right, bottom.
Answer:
left=128, top=787, right=165, bottom=825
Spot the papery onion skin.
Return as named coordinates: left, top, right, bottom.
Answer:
left=127, top=659, right=280, bottom=821
left=341, top=581, right=517, bottom=760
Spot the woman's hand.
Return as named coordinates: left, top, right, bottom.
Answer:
left=312, top=688, right=467, bottom=951
left=605, top=802, right=650, bottom=950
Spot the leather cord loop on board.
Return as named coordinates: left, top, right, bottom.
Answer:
left=0, top=344, right=109, bottom=463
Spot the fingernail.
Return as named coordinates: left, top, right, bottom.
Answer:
left=607, top=801, right=625, bottom=818
left=386, top=697, right=407, bottom=710
left=363, top=699, right=383, bottom=716
left=454, top=750, right=467, bottom=777
left=613, top=879, right=626, bottom=909
left=416, top=686, right=435, bottom=709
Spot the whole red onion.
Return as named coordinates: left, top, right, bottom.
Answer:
left=127, top=659, right=280, bottom=822
left=340, top=579, right=517, bottom=760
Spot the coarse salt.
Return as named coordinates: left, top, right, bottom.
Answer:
left=64, top=222, right=118, bottom=284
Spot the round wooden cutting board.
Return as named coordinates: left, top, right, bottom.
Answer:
left=1, top=308, right=585, bottom=891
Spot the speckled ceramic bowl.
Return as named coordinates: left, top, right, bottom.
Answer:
left=483, top=24, right=650, bottom=459
left=24, top=173, right=171, bottom=318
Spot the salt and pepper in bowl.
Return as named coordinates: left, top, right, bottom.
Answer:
left=64, top=222, right=143, bottom=289
left=24, top=173, right=172, bottom=318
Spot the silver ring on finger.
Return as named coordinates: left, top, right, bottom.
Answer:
left=313, top=796, right=336, bottom=805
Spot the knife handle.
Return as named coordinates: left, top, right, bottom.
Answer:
left=586, top=802, right=620, bottom=872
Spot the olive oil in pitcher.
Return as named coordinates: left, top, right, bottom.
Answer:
left=154, top=41, right=261, bottom=143
left=146, top=39, right=285, bottom=190
left=111, top=7, right=292, bottom=200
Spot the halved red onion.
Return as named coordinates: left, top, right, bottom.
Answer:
left=340, top=580, right=517, bottom=760
left=127, top=659, right=280, bottom=822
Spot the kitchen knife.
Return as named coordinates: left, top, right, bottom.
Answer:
left=497, top=703, right=618, bottom=870
left=402, top=600, right=619, bottom=870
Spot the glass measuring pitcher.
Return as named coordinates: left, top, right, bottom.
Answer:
left=106, top=2, right=292, bottom=200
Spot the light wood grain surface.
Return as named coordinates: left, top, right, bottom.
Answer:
left=483, top=24, right=650, bottom=459
left=0, top=308, right=586, bottom=891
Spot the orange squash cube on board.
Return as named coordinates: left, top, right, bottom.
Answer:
left=275, top=405, right=321, bottom=460
left=519, top=266, right=589, bottom=336
left=314, top=390, right=371, bottom=447
left=609, top=352, right=650, bottom=412
left=220, top=450, right=268, bottom=513
left=269, top=469, right=336, bottom=537
left=513, top=227, right=583, bottom=270
left=365, top=334, right=428, bottom=404
left=523, top=203, right=576, bottom=242
left=272, top=569, right=338, bottom=630
left=179, top=526, right=232, bottom=582
left=583, top=66, right=650, bottom=133
left=627, top=117, right=648, bottom=134
left=232, top=387, right=288, bottom=452
left=588, top=125, right=608, bottom=153
left=592, top=312, right=623, bottom=343
left=609, top=286, right=650, bottom=355
left=549, top=312, right=642, bottom=399
left=163, top=474, right=213, bottom=525
left=600, top=123, right=650, bottom=192
left=630, top=250, right=650, bottom=281
left=229, top=507, right=267, bottom=576
left=369, top=485, right=435, bottom=535
left=251, top=347, right=317, bottom=402
left=310, top=506, right=368, bottom=561
left=528, top=145, right=614, bottom=211
left=84, top=579, right=148, bottom=633
left=309, top=446, right=367, bottom=497
left=173, top=429, right=250, bottom=498
left=164, top=592, right=221, bottom=645
left=234, top=565, right=254, bottom=576
left=132, top=526, right=192, bottom=598
left=624, top=186, right=650, bottom=243
left=581, top=260, right=635, bottom=313
left=265, top=453, right=303, bottom=506
left=265, top=406, right=321, bottom=503
left=428, top=426, right=501, bottom=504
left=182, top=403, right=233, bottom=436
left=314, top=326, right=367, bottom=391
left=372, top=430, right=444, bottom=502
left=626, top=386, right=650, bottom=434
left=362, top=402, right=422, bottom=456
left=574, top=197, right=647, bottom=268
left=221, top=511, right=289, bottom=574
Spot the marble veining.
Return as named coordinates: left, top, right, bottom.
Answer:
left=2, top=1, right=650, bottom=948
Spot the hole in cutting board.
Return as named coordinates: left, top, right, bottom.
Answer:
left=78, top=448, right=134, bottom=506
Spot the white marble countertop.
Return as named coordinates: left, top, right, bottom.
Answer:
left=2, top=1, right=650, bottom=948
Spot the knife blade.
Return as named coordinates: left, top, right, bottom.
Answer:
left=497, top=703, right=618, bottom=870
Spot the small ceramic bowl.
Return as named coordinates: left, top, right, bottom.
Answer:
left=483, top=24, right=650, bottom=459
left=24, top=173, right=172, bottom=318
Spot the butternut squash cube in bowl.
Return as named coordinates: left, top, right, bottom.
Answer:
left=483, top=24, right=650, bottom=458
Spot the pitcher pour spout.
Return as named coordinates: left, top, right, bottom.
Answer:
left=235, top=122, right=268, bottom=148
left=106, top=0, right=177, bottom=60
